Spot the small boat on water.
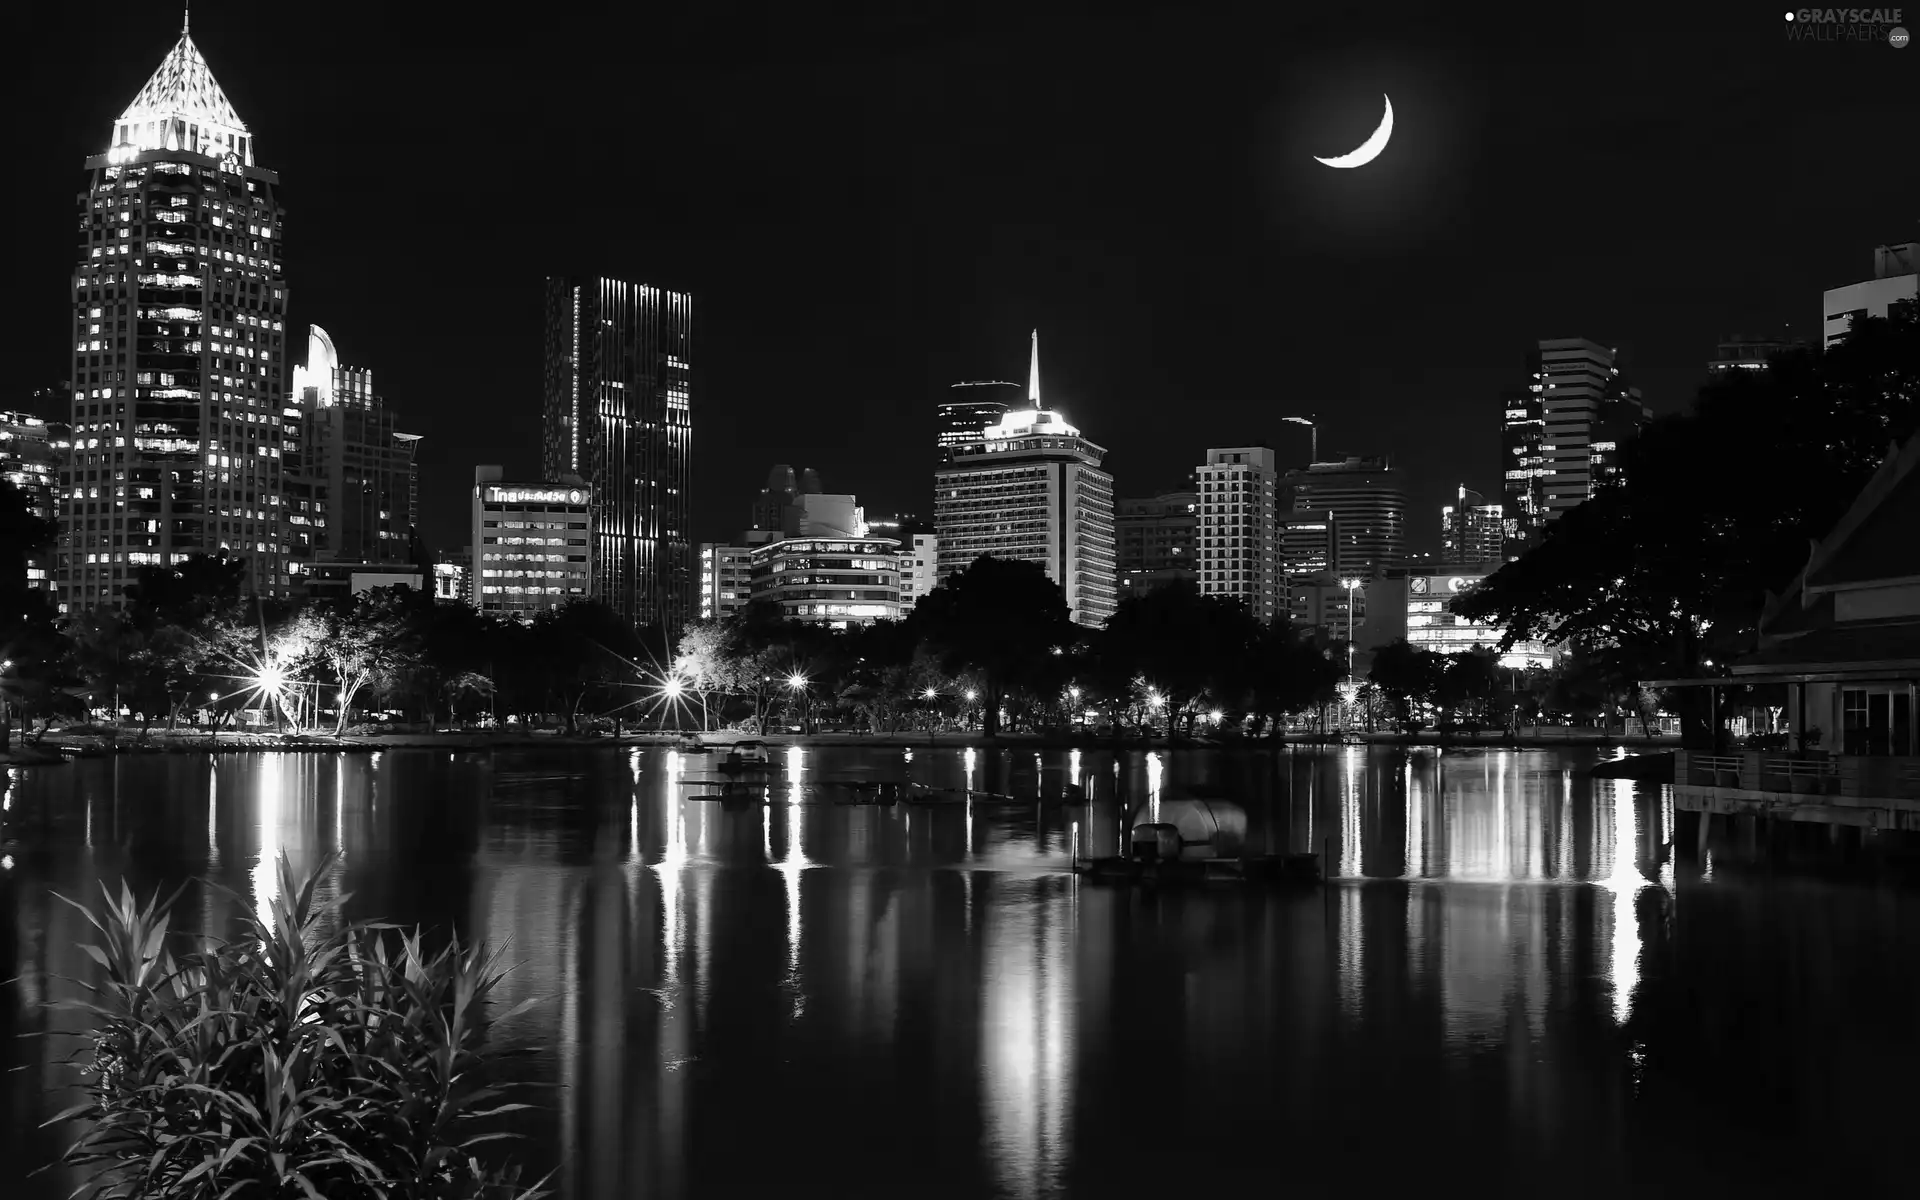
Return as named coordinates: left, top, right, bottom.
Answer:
left=719, top=740, right=772, bottom=770
left=1073, top=790, right=1321, bottom=888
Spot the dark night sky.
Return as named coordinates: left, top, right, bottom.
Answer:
left=8, top=2, right=1917, bottom=553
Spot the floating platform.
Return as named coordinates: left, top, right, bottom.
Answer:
left=1071, top=854, right=1323, bottom=888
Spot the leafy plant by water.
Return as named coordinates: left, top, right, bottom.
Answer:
left=39, top=852, right=549, bottom=1199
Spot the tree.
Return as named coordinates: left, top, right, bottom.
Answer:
left=1247, top=621, right=1342, bottom=737
left=1368, top=638, right=1445, bottom=730
left=909, top=556, right=1076, bottom=737
left=1095, top=582, right=1261, bottom=736
left=310, top=588, right=422, bottom=734
left=527, top=601, right=647, bottom=732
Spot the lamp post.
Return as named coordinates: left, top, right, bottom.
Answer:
left=1280, top=415, right=1318, bottom=464
left=1341, top=578, right=1363, bottom=729
left=786, top=672, right=809, bottom=735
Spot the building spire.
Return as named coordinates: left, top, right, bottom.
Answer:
left=1028, top=329, right=1041, bottom=408
left=184, top=3, right=190, bottom=35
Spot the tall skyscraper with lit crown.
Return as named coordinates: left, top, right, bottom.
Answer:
left=60, top=17, right=290, bottom=612
left=934, top=332, right=1116, bottom=626
left=543, top=276, right=695, bottom=634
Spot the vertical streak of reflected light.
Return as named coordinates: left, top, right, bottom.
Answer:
left=334, top=761, right=344, bottom=856
left=981, top=879, right=1075, bottom=1197
left=1403, top=759, right=1422, bottom=879
left=1146, top=752, right=1163, bottom=825
left=208, top=768, right=220, bottom=867
left=252, top=754, right=283, bottom=922
left=1069, top=748, right=1081, bottom=788
left=1605, top=780, right=1644, bottom=1026
left=1338, top=750, right=1361, bottom=878
left=1338, top=883, right=1364, bottom=1022
left=657, top=753, right=686, bottom=986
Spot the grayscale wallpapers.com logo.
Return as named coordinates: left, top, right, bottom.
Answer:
left=1783, top=7, right=1910, bottom=44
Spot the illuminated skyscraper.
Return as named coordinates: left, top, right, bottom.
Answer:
left=543, top=276, right=694, bottom=634
left=286, top=325, right=420, bottom=569
left=934, top=332, right=1115, bottom=626
left=60, top=19, right=290, bottom=611
left=1501, top=339, right=1648, bottom=555
left=1283, top=455, right=1407, bottom=578
left=1440, top=486, right=1504, bottom=567
left=1196, top=447, right=1283, bottom=621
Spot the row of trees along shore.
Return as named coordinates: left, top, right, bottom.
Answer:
left=0, top=521, right=1347, bottom=741
left=0, top=305, right=1909, bottom=746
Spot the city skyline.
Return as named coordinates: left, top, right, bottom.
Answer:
left=10, top=6, right=1917, bottom=562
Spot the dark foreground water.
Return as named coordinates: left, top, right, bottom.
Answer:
left=4, top=745, right=1919, bottom=1197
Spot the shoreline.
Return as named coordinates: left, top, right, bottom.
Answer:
left=0, top=727, right=1673, bottom=764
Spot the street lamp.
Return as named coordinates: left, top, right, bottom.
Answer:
left=1340, top=578, right=1363, bottom=681
left=1280, top=415, right=1318, bottom=464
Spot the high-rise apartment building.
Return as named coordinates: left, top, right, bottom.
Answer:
left=543, top=276, right=694, bottom=635
left=60, top=21, right=290, bottom=612
left=1, top=413, right=70, bottom=594
left=1501, top=339, right=1649, bottom=555
left=472, top=466, right=592, bottom=621
left=934, top=333, right=1115, bottom=627
left=286, top=325, right=420, bottom=568
left=1823, top=243, right=1917, bottom=348
left=1440, top=486, right=1504, bottom=567
left=937, top=382, right=1017, bottom=462
left=1283, top=456, right=1407, bottom=579
left=1197, top=448, right=1282, bottom=621
left=1115, top=490, right=1197, bottom=598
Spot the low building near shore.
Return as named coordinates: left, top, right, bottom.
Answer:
left=1653, top=435, right=1920, bottom=828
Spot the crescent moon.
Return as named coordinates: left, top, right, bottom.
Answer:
left=1315, top=95, right=1393, bottom=168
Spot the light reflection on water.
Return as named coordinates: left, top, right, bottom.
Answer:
left=5, top=745, right=1918, bottom=1197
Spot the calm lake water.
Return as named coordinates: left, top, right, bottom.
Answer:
left=4, top=745, right=1918, bottom=1197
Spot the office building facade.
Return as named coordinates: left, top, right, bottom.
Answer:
left=933, top=332, right=1116, bottom=627
left=748, top=536, right=902, bottom=627
left=1115, top=490, right=1197, bottom=598
left=1, top=413, right=69, bottom=594
left=937, top=381, right=1017, bottom=462
left=1707, top=332, right=1802, bottom=377
left=1405, top=571, right=1553, bottom=669
left=1823, top=243, right=1917, bottom=348
left=1501, top=339, right=1650, bottom=555
left=698, top=542, right=755, bottom=622
left=543, top=276, right=694, bottom=634
left=1197, top=447, right=1282, bottom=621
left=286, top=325, right=420, bottom=569
left=472, top=466, right=592, bottom=621
left=61, top=22, right=290, bottom=612
left=1441, top=486, right=1505, bottom=567
left=898, top=532, right=939, bottom=609
left=1284, top=456, right=1407, bottom=580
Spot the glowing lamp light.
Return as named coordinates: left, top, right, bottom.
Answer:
left=787, top=672, right=808, bottom=691
left=1147, top=691, right=1164, bottom=709
left=1210, top=709, right=1224, bottom=723
left=964, top=689, right=978, bottom=702
left=257, top=664, right=286, bottom=693
left=663, top=677, right=684, bottom=699
left=1337, top=681, right=1363, bottom=707
left=923, top=687, right=938, bottom=701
